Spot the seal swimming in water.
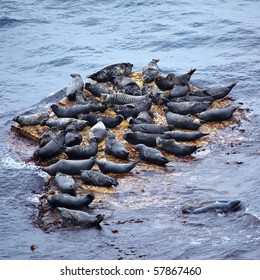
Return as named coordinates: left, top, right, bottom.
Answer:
left=64, top=124, right=83, bottom=147
left=65, top=73, right=84, bottom=101
left=123, top=131, right=164, bottom=147
left=55, top=173, right=76, bottom=196
left=162, top=130, right=209, bottom=141
left=42, top=157, right=95, bottom=176
left=47, top=193, right=95, bottom=209
left=87, top=62, right=133, bottom=82
left=156, top=137, right=198, bottom=156
left=65, top=139, right=98, bottom=159
left=13, top=111, right=49, bottom=126
left=165, top=110, right=204, bottom=130
left=196, top=105, right=238, bottom=122
left=34, top=130, right=66, bottom=160
left=57, top=207, right=104, bottom=227
left=167, top=101, right=211, bottom=115
left=95, top=159, right=138, bottom=174
left=41, top=117, right=88, bottom=131
left=88, top=121, right=107, bottom=143
left=182, top=200, right=241, bottom=214
left=129, top=123, right=174, bottom=134
left=105, top=130, right=129, bottom=160
left=142, top=58, right=160, bottom=83
left=133, top=144, right=171, bottom=166
left=80, top=170, right=118, bottom=187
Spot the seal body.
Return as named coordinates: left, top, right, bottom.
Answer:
left=42, top=117, right=88, bottom=131
left=182, top=200, right=241, bottom=214
left=13, top=112, right=49, bottom=126
left=129, top=123, right=174, bottom=134
left=88, top=121, right=107, bottom=143
left=167, top=101, right=211, bottom=115
left=81, top=170, right=118, bottom=187
left=207, top=82, right=237, bottom=100
left=165, top=111, right=204, bottom=130
left=47, top=193, right=95, bottom=209
left=105, top=130, right=129, bottom=160
left=64, top=125, right=83, bottom=147
left=142, top=58, right=160, bottom=83
left=65, top=140, right=98, bottom=159
left=85, top=82, right=115, bottom=97
left=133, top=144, right=170, bottom=166
left=102, top=92, right=149, bottom=105
left=42, top=157, right=95, bottom=175
left=156, top=137, right=198, bottom=156
left=171, top=68, right=196, bottom=86
left=57, top=207, right=104, bottom=227
left=65, top=73, right=84, bottom=101
left=97, top=114, right=124, bottom=129
left=129, top=110, right=155, bottom=125
left=95, top=159, right=138, bottom=174
left=87, top=62, right=133, bottom=82
left=155, top=73, right=175, bottom=90
left=112, top=76, right=141, bottom=95
left=162, top=130, right=209, bottom=141
left=55, top=173, right=76, bottom=196
left=168, top=85, right=190, bottom=99
left=123, top=131, right=164, bottom=147
left=196, top=106, right=238, bottom=122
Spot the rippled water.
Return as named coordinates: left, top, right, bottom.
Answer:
left=0, top=0, right=259, bottom=259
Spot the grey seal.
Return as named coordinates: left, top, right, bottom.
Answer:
left=156, top=137, right=198, bottom=156
left=165, top=110, right=204, bottom=130
left=142, top=58, right=160, bottom=83
left=95, top=159, right=138, bottom=174
left=55, top=173, right=76, bottom=196
left=196, top=106, right=238, bottom=122
left=87, top=62, right=133, bottom=82
left=128, top=110, right=155, bottom=125
left=42, top=157, right=95, bottom=176
left=105, top=130, right=129, bottom=160
left=88, top=121, right=107, bottom=143
left=129, top=123, right=174, bottom=134
left=65, top=73, right=84, bottom=101
left=64, top=124, right=83, bottom=147
left=57, top=207, right=104, bottom=227
left=162, top=130, right=209, bottom=141
left=80, top=170, right=118, bottom=187
left=41, top=117, right=88, bottom=131
left=171, top=68, right=196, bottom=86
left=123, top=131, right=164, bottom=147
left=85, top=82, right=116, bottom=97
left=101, top=92, right=149, bottom=105
left=154, top=73, right=175, bottom=90
left=112, top=76, right=141, bottom=95
left=47, top=193, right=94, bottom=209
left=13, top=111, right=49, bottom=126
left=168, top=85, right=190, bottom=99
left=167, top=101, right=211, bottom=115
left=133, top=144, right=171, bottom=166
left=65, top=140, right=98, bottom=159
left=206, top=82, right=237, bottom=100
left=182, top=200, right=241, bottom=214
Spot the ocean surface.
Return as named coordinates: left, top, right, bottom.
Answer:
left=0, top=0, right=259, bottom=259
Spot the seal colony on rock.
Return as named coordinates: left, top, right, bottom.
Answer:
left=11, top=58, right=242, bottom=231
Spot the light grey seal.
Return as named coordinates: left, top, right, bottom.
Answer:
left=41, top=117, right=88, bottom=131
left=133, top=144, right=171, bottom=166
left=88, top=121, right=107, bottom=143
left=55, top=172, right=76, bottom=196
left=13, top=112, right=49, bottom=126
left=142, top=58, right=160, bottom=83
left=80, top=170, right=118, bottom=187
left=65, top=139, right=98, bottom=160
left=57, top=207, right=104, bottom=227
left=65, top=73, right=84, bottom=101
left=156, top=137, right=198, bottom=156
left=95, top=159, right=138, bottom=174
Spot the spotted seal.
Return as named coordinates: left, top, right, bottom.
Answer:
left=47, top=193, right=95, bottom=209
left=142, top=58, right=160, bottom=83
left=64, top=124, right=83, bottom=147
left=196, top=105, right=238, bottom=122
left=80, top=170, right=118, bottom=187
left=162, top=130, right=209, bottom=141
left=65, top=140, right=98, bottom=159
left=123, top=131, right=164, bottom=147
left=41, top=117, right=88, bottom=131
left=167, top=101, right=211, bottom=115
left=206, top=82, right=237, bottom=100
left=105, top=130, right=129, bottom=160
left=55, top=173, right=76, bottom=196
left=112, top=76, right=141, bottom=95
left=13, top=112, right=49, bottom=126
left=65, top=73, right=84, bottom=101
left=95, top=159, right=138, bottom=174
left=129, top=123, right=174, bottom=134
left=85, top=82, right=116, bottom=97
left=133, top=144, right=171, bottom=166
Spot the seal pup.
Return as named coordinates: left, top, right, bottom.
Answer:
left=123, top=131, right=164, bottom=147
left=129, top=123, right=174, bottom=134
left=87, top=62, right=133, bottom=82
left=128, top=110, right=155, bottom=125
left=156, top=137, right=198, bottom=156
left=105, top=130, right=129, bottom=160
left=34, top=130, right=66, bottom=160
left=112, top=76, right=141, bottom=95
left=196, top=105, right=238, bottom=122
left=65, top=139, right=98, bottom=159
left=13, top=112, right=49, bottom=126
left=95, top=159, right=138, bottom=174
left=65, top=73, right=84, bottom=101
left=167, top=101, right=211, bottom=115
left=57, top=207, right=104, bottom=227
left=64, top=124, right=83, bottom=147
left=85, top=82, right=116, bottom=97
left=88, top=121, right=107, bottom=143
left=182, top=200, right=241, bottom=214
left=42, top=157, right=95, bottom=176
left=47, top=193, right=95, bottom=209
left=55, top=173, right=76, bottom=196
left=41, top=117, right=88, bottom=131
left=165, top=110, right=204, bottom=130
left=133, top=144, right=171, bottom=166
left=142, top=58, right=160, bottom=83
left=80, top=170, right=118, bottom=187
left=162, top=130, right=209, bottom=141
left=206, top=82, right=237, bottom=100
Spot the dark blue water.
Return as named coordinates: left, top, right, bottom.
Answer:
left=0, top=0, right=260, bottom=259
